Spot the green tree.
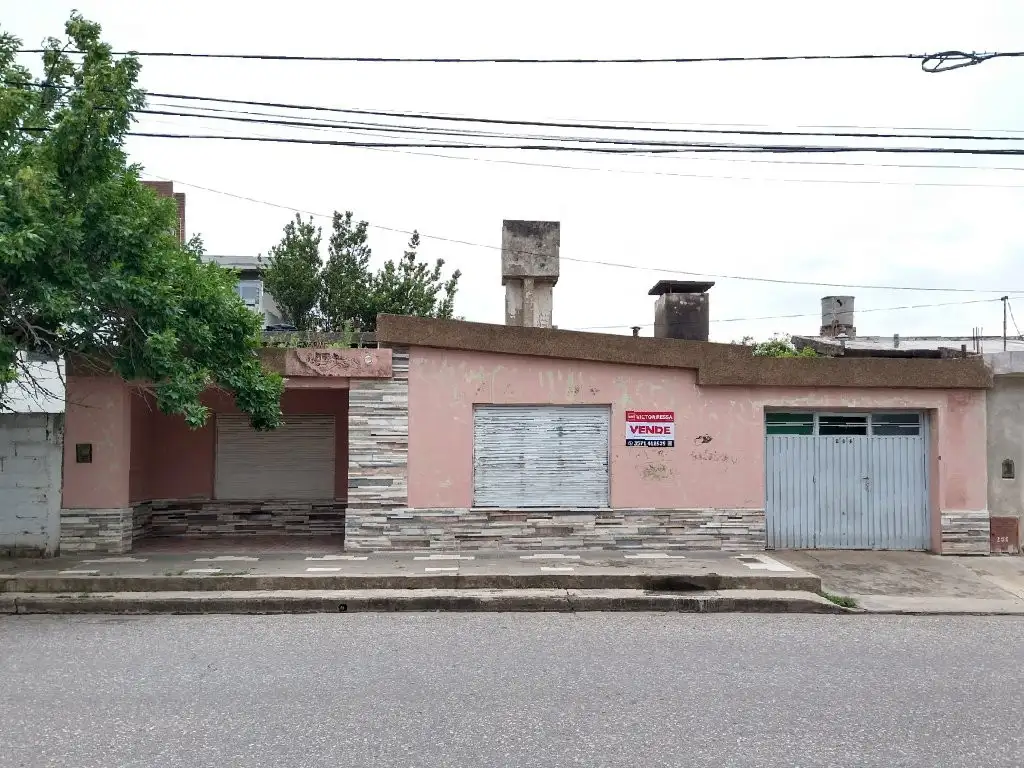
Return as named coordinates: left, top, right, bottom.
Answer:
left=0, top=15, right=283, bottom=428
left=266, top=211, right=461, bottom=334
left=370, top=231, right=461, bottom=329
left=743, top=334, right=818, bottom=358
left=320, top=210, right=372, bottom=332
left=260, top=214, right=322, bottom=332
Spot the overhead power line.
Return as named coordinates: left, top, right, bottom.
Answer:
left=134, top=113, right=1024, bottom=191
left=134, top=106, right=1024, bottom=144
left=16, top=81, right=1024, bottom=150
left=15, top=48, right=1023, bottom=72
left=121, top=132, right=1024, bottom=156
left=1007, top=300, right=1024, bottom=340
left=138, top=88, right=1024, bottom=144
left=144, top=100, right=1024, bottom=179
left=148, top=99, right=1024, bottom=149
left=160, top=174, right=1022, bottom=294
left=572, top=295, right=1024, bottom=330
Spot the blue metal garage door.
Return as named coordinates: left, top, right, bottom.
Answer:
left=765, top=412, right=930, bottom=550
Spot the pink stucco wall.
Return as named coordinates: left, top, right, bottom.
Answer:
left=64, top=378, right=350, bottom=508
left=407, top=347, right=988, bottom=519
left=140, top=388, right=349, bottom=502
left=63, top=377, right=133, bottom=509
left=129, top=391, right=153, bottom=503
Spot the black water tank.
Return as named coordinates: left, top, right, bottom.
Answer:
left=650, top=280, right=714, bottom=342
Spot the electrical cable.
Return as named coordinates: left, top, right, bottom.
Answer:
left=144, top=99, right=1024, bottom=176
left=115, top=132, right=1024, bottom=156
left=571, top=295, right=1024, bottom=331
left=134, top=106, right=1024, bottom=144
left=136, top=90, right=1024, bottom=145
left=163, top=175, right=1024, bottom=294
left=1008, top=300, right=1024, bottom=340
left=14, top=48, right=1023, bottom=72
left=150, top=99, right=1024, bottom=138
left=132, top=111, right=1024, bottom=190
left=14, top=81, right=1024, bottom=147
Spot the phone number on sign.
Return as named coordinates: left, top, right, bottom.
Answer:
left=626, top=439, right=675, bottom=448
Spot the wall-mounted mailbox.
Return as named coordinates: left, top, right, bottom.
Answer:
left=75, top=443, right=93, bottom=464
left=1002, top=459, right=1015, bottom=480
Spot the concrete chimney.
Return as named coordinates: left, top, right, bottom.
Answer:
left=502, top=220, right=559, bottom=328
left=820, top=296, right=856, bottom=338
left=650, top=280, right=714, bottom=342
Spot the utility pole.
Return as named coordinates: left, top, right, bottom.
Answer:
left=1003, top=296, right=1010, bottom=351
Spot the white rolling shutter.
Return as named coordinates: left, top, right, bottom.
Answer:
left=215, top=415, right=335, bottom=500
left=473, top=405, right=610, bottom=508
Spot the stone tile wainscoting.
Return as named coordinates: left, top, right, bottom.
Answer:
left=60, top=508, right=134, bottom=554
left=344, top=507, right=767, bottom=551
left=941, top=510, right=991, bottom=555
left=133, top=500, right=347, bottom=540
left=345, top=347, right=410, bottom=543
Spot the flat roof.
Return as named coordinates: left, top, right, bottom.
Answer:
left=204, top=254, right=262, bottom=272
left=648, top=280, right=715, bottom=296
left=374, top=314, right=991, bottom=390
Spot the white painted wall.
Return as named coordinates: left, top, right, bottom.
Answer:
left=0, top=413, right=64, bottom=556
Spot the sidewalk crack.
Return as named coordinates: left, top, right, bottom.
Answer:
left=563, top=588, right=577, bottom=615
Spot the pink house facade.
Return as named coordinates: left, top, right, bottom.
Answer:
left=355, top=314, right=991, bottom=555
left=58, top=314, right=992, bottom=555
left=59, top=347, right=406, bottom=553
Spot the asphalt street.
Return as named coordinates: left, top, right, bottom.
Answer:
left=1, top=614, right=1021, bottom=768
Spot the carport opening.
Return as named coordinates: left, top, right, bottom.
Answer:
left=127, top=388, right=349, bottom=548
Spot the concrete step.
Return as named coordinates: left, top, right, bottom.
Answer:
left=0, top=571, right=821, bottom=594
left=0, top=588, right=846, bottom=615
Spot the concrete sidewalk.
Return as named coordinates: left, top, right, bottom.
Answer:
left=779, top=550, right=1024, bottom=615
left=0, top=549, right=818, bottom=594
left=5, top=545, right=1024, bottom=615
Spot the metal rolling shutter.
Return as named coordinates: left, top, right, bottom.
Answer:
left=473, top=405, right=610, bottom=508
left=215, top=415, right=335, bottom=500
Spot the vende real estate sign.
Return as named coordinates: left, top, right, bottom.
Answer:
left=625, top=410, right=675, bottom=448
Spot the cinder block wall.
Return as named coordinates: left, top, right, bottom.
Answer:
left=0, top=413, right=64, bottom=556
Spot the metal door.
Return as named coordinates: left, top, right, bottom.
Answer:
left=765, top=413, right=929, bottom=550
left=473, top=405, right=610, bottom=508
left=215, top=414, right=336, bottom=500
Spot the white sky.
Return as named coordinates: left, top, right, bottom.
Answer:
left=9, top=0, right=1024, bottom=341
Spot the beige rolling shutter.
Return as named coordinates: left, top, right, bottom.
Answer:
left=215, top=415, right=335, bottom=500
left=473, top=405, right=610, bottom=508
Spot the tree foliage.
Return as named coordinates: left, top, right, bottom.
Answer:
left=735, top=335, right=818, bottom=358
left=0, top=15, right=283, bottom=428
left=320, top=210, right=373, bottom=332
left=260, top=214, right=321, bottom=333
left=262, top=211, right=461, bottom=332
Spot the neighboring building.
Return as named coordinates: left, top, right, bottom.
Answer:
left=203, top=254, right=286, bottom=329
left=981, top=352, right=1024, bottom=554
left=0, top=353, right=65, bottom=556
left=58, top=221, right=992, bottom=556
left=139, top=182, right=285, bottom=328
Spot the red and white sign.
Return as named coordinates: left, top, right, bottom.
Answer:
left=625, top=410, right=675, bottom=447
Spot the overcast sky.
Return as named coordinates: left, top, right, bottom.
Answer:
left=10, top=0, right=1024, bottom=341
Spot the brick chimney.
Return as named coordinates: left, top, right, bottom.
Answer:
left=142, top=180, right=186, bottom=244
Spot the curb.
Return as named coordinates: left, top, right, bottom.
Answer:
left=0, top=589, right=847, bottom=615
left=0, top=572, right=821, bottom=594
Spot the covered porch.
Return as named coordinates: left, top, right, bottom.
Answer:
left=58, top=347, right=408, bottom=554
